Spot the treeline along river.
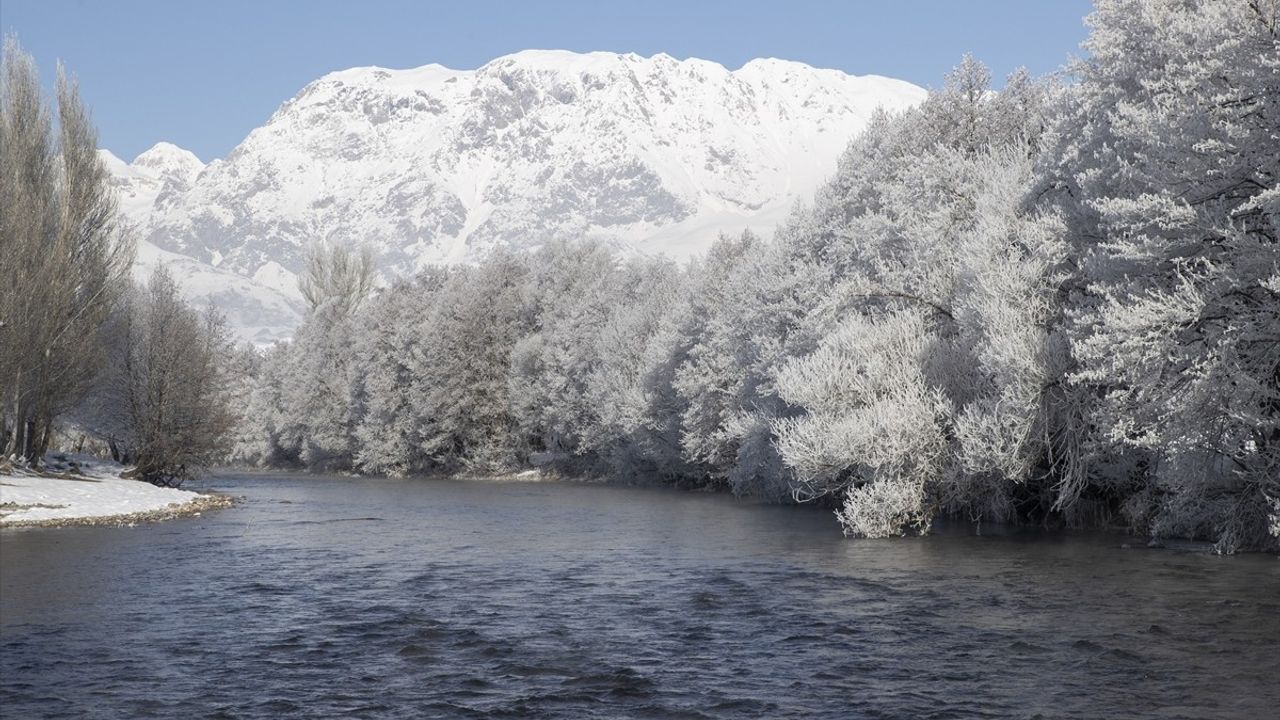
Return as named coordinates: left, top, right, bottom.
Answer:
left=2, top=472, right=1278, bottom=718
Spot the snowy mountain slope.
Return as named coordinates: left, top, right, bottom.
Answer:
left=102, top=146, right=307, bottom=344
left=132, top=240, right=305, bottom=345
left=101, top=143, right=204, bottom=221
left=109, top=50, right=926, bottom=341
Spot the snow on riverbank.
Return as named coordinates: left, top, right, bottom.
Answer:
left=0, top=454, right=230, bottom=527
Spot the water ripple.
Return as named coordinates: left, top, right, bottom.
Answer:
left=3, top=472, right=1278, bottom=719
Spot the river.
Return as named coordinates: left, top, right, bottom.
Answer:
left=2, top=472, right=1277, bottom=718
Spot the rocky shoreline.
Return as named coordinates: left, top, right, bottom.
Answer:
left=0, top=492, right=235, bottom=529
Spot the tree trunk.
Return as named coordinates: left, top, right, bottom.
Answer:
left=13, top=410, right=26, bottom=462
left=33, top=415, right=53, bottom=459
left=7, top=371, right=21, bottom=458
left=22, top=419, right=36, bottom=462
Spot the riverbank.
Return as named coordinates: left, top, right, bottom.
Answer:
left=0, top=454, right=233, bottom=528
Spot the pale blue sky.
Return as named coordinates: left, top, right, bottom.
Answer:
left=2, top=0, right=1094, bottom=162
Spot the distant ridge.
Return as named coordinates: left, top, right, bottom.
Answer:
left=107, top=51, right=925, bottom=343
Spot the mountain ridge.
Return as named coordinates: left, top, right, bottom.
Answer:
left=108, top=50, right=926, bottom=343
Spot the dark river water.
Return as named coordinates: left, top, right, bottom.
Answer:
left=2, top=473, right=1277, bottom=719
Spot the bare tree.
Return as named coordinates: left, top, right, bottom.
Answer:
left=98, top=266, right=235, bottom=486
left=0, top=36, right=57, bottom=459
left=0, top=37, right=133, bottom=461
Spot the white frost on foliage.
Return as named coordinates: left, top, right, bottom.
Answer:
left=773, top=310, right=949, bottom=537
left=1053, top=0, right=1280, bottom=553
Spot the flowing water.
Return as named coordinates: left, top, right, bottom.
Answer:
left=1, top=472, right=1277, bottom=719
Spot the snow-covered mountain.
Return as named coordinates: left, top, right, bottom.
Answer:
left=101, top=145, right=306, bottom=345
left=108, top=50, right=926, bottom=343
left=101, top=141, right=204, bottom=220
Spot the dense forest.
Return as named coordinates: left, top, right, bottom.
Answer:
left=231, top=0, right=1279, bottom=552
left=2, top=0, right=1277, bottom=553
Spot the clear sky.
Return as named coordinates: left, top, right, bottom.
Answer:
left=2, top=0, right=1094, bottom=162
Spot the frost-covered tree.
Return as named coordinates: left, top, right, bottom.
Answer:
left=233, top=242, right=378, bottom=471
left=946, top=144, right=1072, bottom=521
left=671, top=231, right=804, bottom=497
left=770, top=56, right=1070, bottom=536
left=351, top=270, right=449, bottom=476
left=298, top=241, right=376, bottom=315
left=670, top=237, right=756, bottom=483
left=507, top=239, right=620, bottom=464
left=278, top=303, right=363, bottom=470
left=1039, top=0, right=1280, bottom=552
left=774, top=309, right=950, bottom=536
left=580, top=256, right=693, bottom=480
left=228, top=342, right=298, bottom=467
left=412, top=251, right=529, bottom=470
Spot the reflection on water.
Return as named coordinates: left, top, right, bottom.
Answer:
left=2, top=472, right=1277, bottom=718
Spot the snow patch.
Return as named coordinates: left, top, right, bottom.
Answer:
left=1, top=455, right=208, bottom=525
